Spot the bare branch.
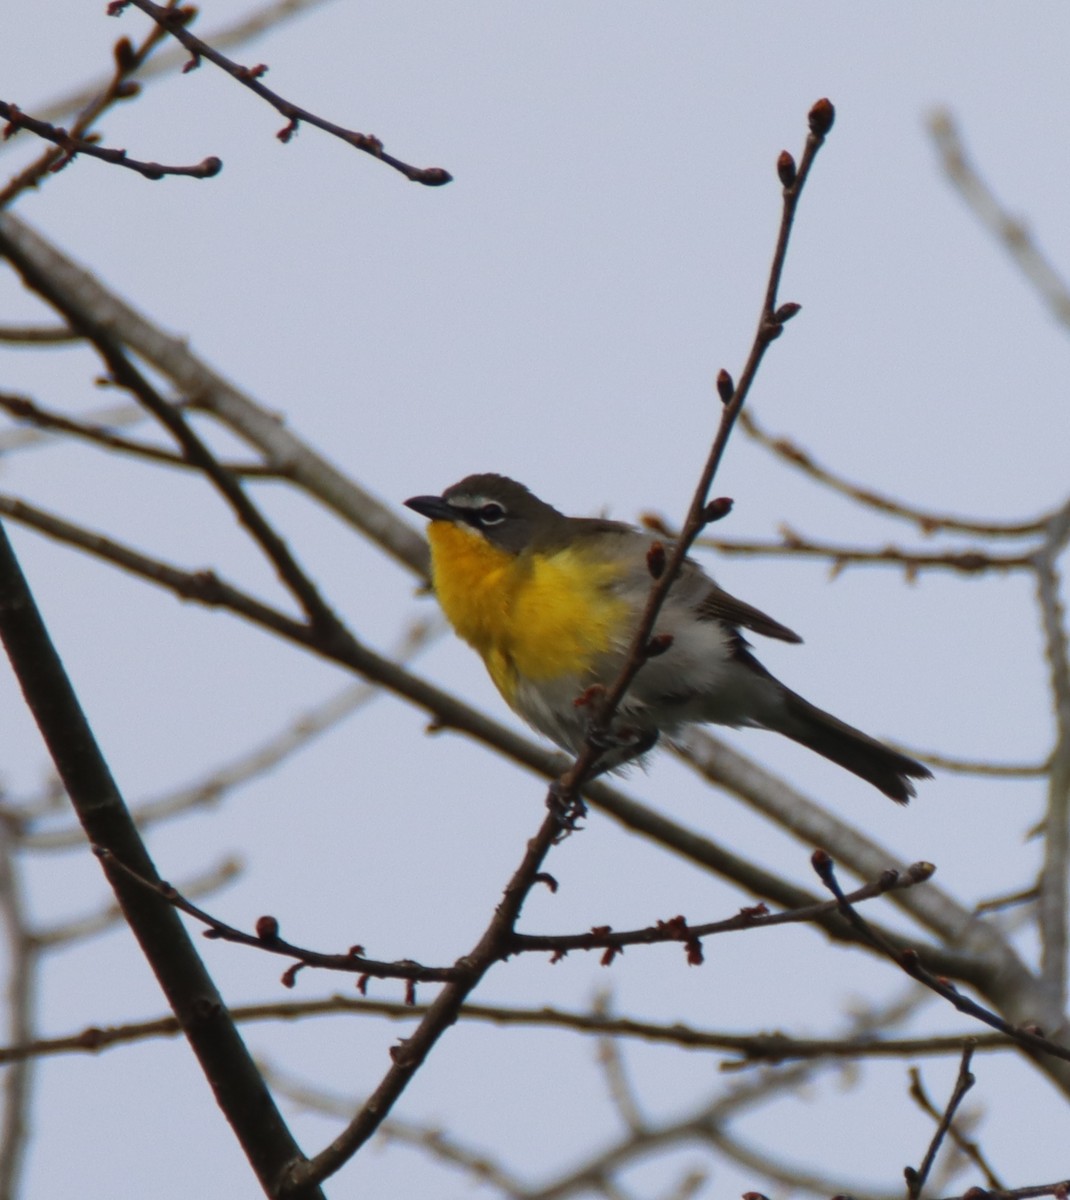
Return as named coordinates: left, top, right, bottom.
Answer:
left=929, top=110, right=1070, bottom=331
left=20, top=0, right=334, bottom=130
left=906, top=1043, right=979, bottom=1199
left=34, top=856, right=241, bottom=949
left=739, top=409, right=1054, bottom=537
left=552, top=99, right=835, bottom=813
left=0, top=993, right=1013, bottom=1069
left=813, top=852, right=1070, bottom=1067
left=0, top=391, right=280, bottom=476
left=0, top=13, right=174, bottom=207
left=909, top=1058, right=1004, bottom=1191
left=1032, top=503, right=1070, bottom=1013
left=0, top=101, right=221, bottom=182
left=115, top=0, right=452, bottom=186
left=0, top=822, right=38, bottom=1199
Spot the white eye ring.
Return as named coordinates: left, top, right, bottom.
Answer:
left=479, top=502, right=506, bottom=525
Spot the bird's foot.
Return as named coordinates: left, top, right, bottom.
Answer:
left=547, top=781, right=587, bottom=835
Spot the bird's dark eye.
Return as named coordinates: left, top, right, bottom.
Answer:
left=479, top=502, right=506, bottom=525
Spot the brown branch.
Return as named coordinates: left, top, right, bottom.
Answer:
left=34, top=856, right=242, bottom=949
left=510, top=861, right=934, bottom=961
left=930, top=1183, right=1070, bottom=1200
left=0, top=993, right=1012, bottom=1068
left=689, top=529, right=1035, bottom=577
left=929, top=110, right=1070, bottom=332
left=909, top=1056, right=1004, bottom=1192
left=21, top=0, right=334, bottom=131
left=114, top=0, right=452, bottom=186
left=0, top=14, right=176, bottom=207
left=1032, top=504, right=1070, bottom=1015
left=0, top=822, right=38, bottom=1199
left=813, top=852, right=1070, bottom=1067
left=0, top=101, right=221, bottom=182
left=96, top=847, right=461, bottom=986
left=0, top=391, right=280, bottom=476
left=0, top=323, right=79, bottom=344
left=739, top=409, right=1055, bottom=537
left=280, top=806, right=573, bottom=1192
left=906, top=1043, right=979, bottom=1199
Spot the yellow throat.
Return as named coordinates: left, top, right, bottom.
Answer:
left=426, top=520, right=629, bottom=702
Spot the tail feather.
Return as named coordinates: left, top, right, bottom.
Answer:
left=776, top=690, right=932, bottom=804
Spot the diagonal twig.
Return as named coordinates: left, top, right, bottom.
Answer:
left=115, top=0, right=451, bottom=186
left=553, top=99, right=835, bottom=812
left=905, top=1043, right=978, bottom=1199
left=0, top=100, right=221, bottom=182
left=908, top=1058, right=1004, bottom=1191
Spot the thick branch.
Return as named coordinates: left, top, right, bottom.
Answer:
left=0, top=519, right=320, bottom=1200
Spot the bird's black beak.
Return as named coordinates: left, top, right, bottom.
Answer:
left=404, top=494, right=457, bottom=522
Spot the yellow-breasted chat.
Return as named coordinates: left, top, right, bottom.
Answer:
left=405, top=474, right=930, bottom=802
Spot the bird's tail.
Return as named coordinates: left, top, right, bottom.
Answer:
left=774, top=689, right=932, bottom=803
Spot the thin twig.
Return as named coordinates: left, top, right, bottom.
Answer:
left=95, top=848, right=460, bottom=985
left=739, top=409, right=1054, bottom=537
left=929, top=110, right=1070, bottom=331
left=0, top=12, right=175, bottom=207
left=554, top=99, right=835, bottom=812
left=0, top=994, right=1012, bottom=1068
left=281, top=805, right=573, bottom=1192
left=0, top=101, right=221, bottom=182
left=34, top=856, right=241, bottom=949
left=509, top=862, right=934, bottom=961
left=692, top=530, right=1034, bottom=577
left=0, top=391, right=280, bottom=476
left=813, top=852, right=1070, bottom=1066
left=905, top=1043, right=978, bottom=1199
left=908, top=1059, right=1004, bottom=1191
left=115, top=0, right=451, bottom=186
left=18, top=0, right=333, bottom=131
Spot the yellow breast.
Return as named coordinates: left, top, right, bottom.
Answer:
left=426, top=521, right=629, bottom=701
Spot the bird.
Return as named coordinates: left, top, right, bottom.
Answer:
left=404, top=474, right=931, bottom=802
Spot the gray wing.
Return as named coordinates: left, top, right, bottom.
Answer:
left=581, top=524, right=804, bottom=645
left=696, top=583, right=802, bottom=643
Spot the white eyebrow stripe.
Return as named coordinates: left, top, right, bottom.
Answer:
left=447, top=494, right=498, bottom=510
